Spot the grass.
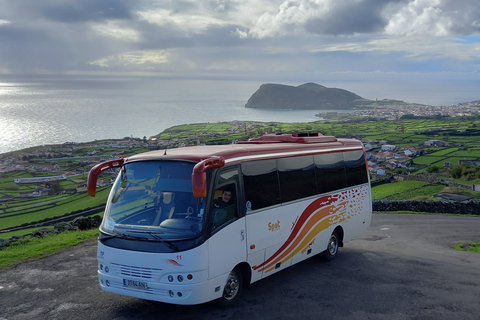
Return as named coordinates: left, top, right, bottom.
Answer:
left=0, top=229, right=99, bottom=269
left=0, top=212, right=104, bottom=239
left=0, top=226, right=55, bottom=239
left=387, top=184, right=446, bottom=201
left=372, top=181, right=428, bottom=199
left=0, top=188, right=109, bottom=230
left=371, top=181, right=462, bottom=201
left=454, top=242, right=480, bottom=253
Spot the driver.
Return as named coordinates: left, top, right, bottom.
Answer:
left=212, top=187, right=235, bottom=228
left=213, top=189, right=233, bottom=209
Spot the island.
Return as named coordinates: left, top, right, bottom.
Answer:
left=245, top=82, right=363, bottom=110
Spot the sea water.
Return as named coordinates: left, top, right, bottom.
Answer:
left=0, top=78, right=325, bottom=153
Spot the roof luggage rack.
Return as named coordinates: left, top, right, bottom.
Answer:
left=239, top=133, right=337, bottom=144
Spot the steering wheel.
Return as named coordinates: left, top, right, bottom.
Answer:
left=185, top=206, right=195, bottom=219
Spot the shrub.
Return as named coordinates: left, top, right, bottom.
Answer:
left=450, top=165, right=463, bottom=179
left=426, top=165, right=441, bottom=173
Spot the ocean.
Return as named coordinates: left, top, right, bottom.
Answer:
left=1, top=76, right=478, bottom=154
left=0, top=78, right=325, bottom=154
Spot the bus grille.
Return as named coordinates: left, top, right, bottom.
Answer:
left=111, top=263, right=162, bottom=279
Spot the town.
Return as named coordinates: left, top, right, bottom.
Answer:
left=317, top=100, right=480, bottom=120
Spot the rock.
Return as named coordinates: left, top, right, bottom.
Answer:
left=54, top=221, right=77, bottom=232
left=30, top=228, right=58, bottom=237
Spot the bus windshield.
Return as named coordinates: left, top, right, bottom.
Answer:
left=101, top=161, right=207, bottom=241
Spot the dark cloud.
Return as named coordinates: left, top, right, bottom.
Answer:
left=305, top=0, right=401, bottom=36
left=441, top=0, right=480, bottom=35
left=2, top=0, right=138, bottom=23
left=40, top=0, right=134, bottom=23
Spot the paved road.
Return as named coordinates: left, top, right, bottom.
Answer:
left=1, top=213, right=480, bottom=320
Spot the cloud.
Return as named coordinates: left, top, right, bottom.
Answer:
left=137, top=9, right=228, bottom=34
left=90, top=50, right=170, bottom=68
left=309, top=35, right=480, bottom=62
left=0, top=0, right=479, bottom=78
left=92, top=21, right=140, bottom=42
left=241, top=0, right=480, bottom=38
left=241, top=0, right=391, bottom=38
left=386, top=0, right=480, bottom=36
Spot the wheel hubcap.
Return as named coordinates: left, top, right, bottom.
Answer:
left=328, top=236, right=338, bottom=255
left=223, top=272, right=239, bottom=300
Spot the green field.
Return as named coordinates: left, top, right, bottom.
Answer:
left=0, top=188, right=109, bottom=230
left=0, top=229, right=99, bottom=269
left=372, top=181, right=480, bottom=201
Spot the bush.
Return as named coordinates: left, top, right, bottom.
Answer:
left=450, top=165, right=463, bottom=179
left=426, top=165, right=441, bottom=173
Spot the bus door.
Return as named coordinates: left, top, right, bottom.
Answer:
left=207, top=166, right=246, bottom=279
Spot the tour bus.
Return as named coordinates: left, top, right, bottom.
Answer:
left=87, top=133, right=372, bottom=306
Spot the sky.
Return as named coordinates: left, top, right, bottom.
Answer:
left=1, top=0, right=480, bottom=104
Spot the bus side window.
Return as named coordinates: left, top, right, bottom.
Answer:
left=211, top=185, right=236, bottom=229
left=343, top=150, right=369, bottom=187
left=210, top=167, right=240, bottom=231
left=242, top=159, right=280, bottom=212
left=314, top=153, right=347, bottom=193
left=277, top=155, right=316, bottom=203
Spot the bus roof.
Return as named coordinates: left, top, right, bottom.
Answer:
left=125, top=133, right=364, bottom=165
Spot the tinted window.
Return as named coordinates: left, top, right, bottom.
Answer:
left=343, top=150, right=368, bottom=186
left=314, top=153, right=347, bottom=193
left=210, top=167, right=241, bottom=231
left=242, top=160, right=280, bottom=212
left=277, top=155, right=317, bottom=203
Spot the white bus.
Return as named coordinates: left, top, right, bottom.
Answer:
left=87, top=133, right=372, bottom=305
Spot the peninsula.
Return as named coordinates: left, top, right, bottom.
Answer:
left=245, top=82, right=363, bottom=110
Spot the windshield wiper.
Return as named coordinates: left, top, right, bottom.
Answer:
left=127, top=230, right=178, bottom=250
left=100, top=232, right=145, bottom=241
left=129, top=230, right=164, bottom=239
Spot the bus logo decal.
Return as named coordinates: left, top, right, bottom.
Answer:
left=253, top=186, right=368, bottom=273
left=165, top=259, right=183, bottom=267
left=268, top=220, right=280, bottom=231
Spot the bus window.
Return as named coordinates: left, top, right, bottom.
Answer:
left=242, top=159, right=280, bottom=212
left=277, top=155, right=317, bottom=203
left=101, top=161, right=206, bottom=240
left=210, top=168, right=240, bottom=230
left=343, top=150, right=369, bottom=187
left=211, top=185, right=236, bottom=229
left=314, top=152, right=347, bottom=193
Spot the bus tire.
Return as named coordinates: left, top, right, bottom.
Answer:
left=219, top=267, right=243, bottom=306
left=322, top=230, right=339, bottom=261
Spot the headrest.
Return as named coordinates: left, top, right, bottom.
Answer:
left=163, top=192, right=173, bottom=204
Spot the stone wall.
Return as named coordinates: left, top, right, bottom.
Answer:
left=373, top=200, right=480, bottom=215
left=395, top=173, right=443, bottom=184
left=0, top=215, right=102, bottom=248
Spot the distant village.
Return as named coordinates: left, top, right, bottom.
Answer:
left=318, top=100, right=480, bottom=120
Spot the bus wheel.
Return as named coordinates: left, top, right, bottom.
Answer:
left=322, top=230, right=339, bottom=261
left=219, top=267, right=243, bottom=306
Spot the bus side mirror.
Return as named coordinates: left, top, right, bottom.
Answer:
left=192, top=171, right=207, bottom=198
left=87, top=158, right=124, bottom=197
left=192, top=156, right=225, bottom=198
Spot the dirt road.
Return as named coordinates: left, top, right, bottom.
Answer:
left=1, top=213, right=480, bottom=320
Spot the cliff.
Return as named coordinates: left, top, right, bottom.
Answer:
left=245, top=82, right=363, bottom=109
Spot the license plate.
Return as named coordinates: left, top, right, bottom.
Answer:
left=123, top=279, right=149, bottom=290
